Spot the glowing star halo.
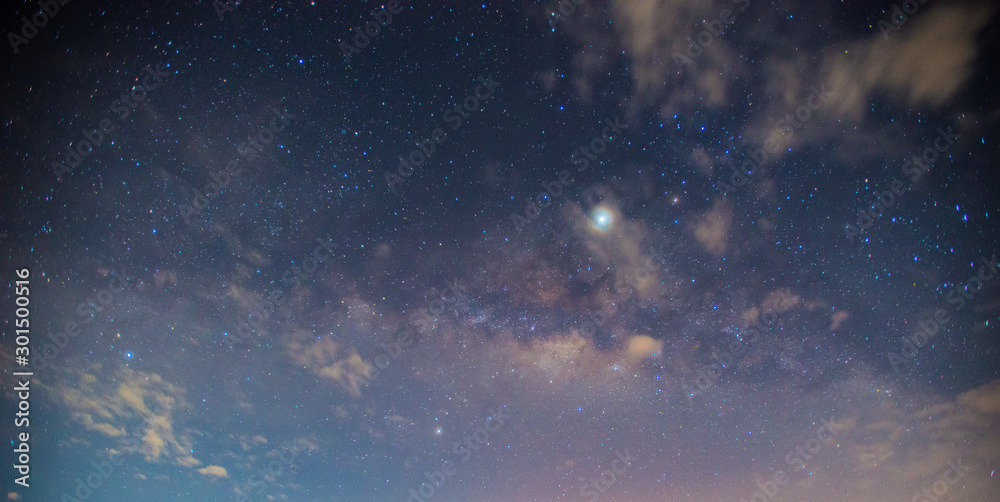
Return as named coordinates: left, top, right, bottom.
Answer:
left=588, top=207, right=614, bottom=233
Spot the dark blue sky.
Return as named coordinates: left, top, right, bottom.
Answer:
left=2, top=1, right=1000, bottom=501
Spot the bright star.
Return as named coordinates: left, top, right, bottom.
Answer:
left=589, top=207, right=614, bottom=232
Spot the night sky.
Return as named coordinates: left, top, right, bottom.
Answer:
left=2, top=1, right=1000, bottom=501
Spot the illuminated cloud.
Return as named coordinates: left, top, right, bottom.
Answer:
left=760, top=288, right=803, bottom=314
left=693, top=199, right=732, bottom=255
left=608, top=0, right=737, bottom=111
left=286, top=334, right=373, bottom=398
left=197, top=465, right=229, bottom=478
left=47, top=367, right=201, bottom=467
left=624, top=335, right=664, bottom=362
left=830, top=311, right=850, bottom=330
left=836, top=380, right=1000, bottom=499
left=823, top=4, right=994, bottom=120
